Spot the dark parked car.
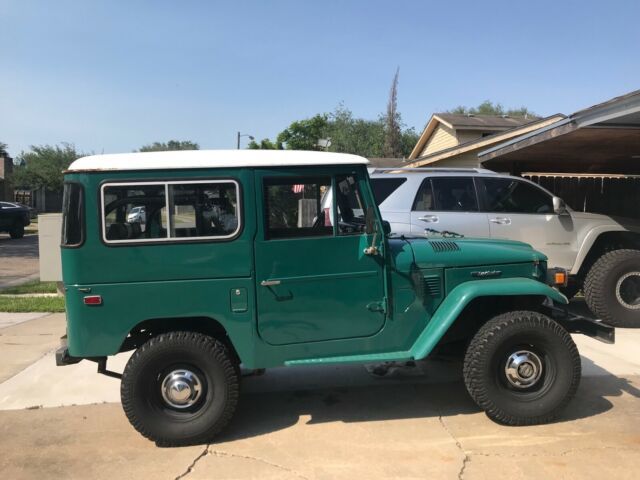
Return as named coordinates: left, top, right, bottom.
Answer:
left=0, top=201, right=31, bottom=238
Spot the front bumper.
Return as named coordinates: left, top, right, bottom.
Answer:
left=549, top=305, right=615, bottom=344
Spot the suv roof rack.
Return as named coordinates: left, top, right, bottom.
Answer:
left=369, top=167, right=496, bottom=174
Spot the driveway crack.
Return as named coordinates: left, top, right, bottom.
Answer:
left=209, top=450, right=309, bottom=479
left=438, top=414, right=469, bottom=480
left=175, top=444, right=210, bottom=480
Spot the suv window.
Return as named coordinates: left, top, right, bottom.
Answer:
left=264, top=177, right=332, bottom=239
left=62, top=183, right=83, bottom=246
left=102, top=180, right=240, bottom=243
left=336, top=174, right=366, bottom=235
left=371, top=178, right=407, bottom=204
left=412, top=179, right=435, bottom=211
left=432, top=177, right=478, bottom=211
left=480, top=178, right=553, bottom=214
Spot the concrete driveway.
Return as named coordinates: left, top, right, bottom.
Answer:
left=0, top=313, right=639, bottom=480
left=0, top=234, right=40, bottom=288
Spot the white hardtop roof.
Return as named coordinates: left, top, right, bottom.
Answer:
left=67, top=149, right=369, bottom=172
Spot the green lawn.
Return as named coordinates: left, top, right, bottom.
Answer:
left=0, top=281, right=58, bottom=295
left=0, top=295, right=65, bottom=312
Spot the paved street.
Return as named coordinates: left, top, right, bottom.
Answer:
left=0, top=313, right=638, bottom=480
left=0, top=234, right=40, bottom=288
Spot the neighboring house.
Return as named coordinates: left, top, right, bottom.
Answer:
left=0, top=153, right=14, bottom=202
left=406, top=113, right=565, bottom=168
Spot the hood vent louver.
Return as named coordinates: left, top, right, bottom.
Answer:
left=428, top=240, right=460, bottom=253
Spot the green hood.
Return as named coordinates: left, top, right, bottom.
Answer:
left=390, top=236, right=546, bottom=270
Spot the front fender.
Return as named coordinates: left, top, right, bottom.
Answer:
left=410, top=278, right=567, bottom=360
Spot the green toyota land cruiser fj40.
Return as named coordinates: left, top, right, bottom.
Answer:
left=56, top=150, right=614, bottom=446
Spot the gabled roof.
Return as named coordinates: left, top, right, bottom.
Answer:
left=408, top=113, right=538, bottom=160
left=435, top=113, right=535, bottom=130
left=67, top=150, right=369, bottom=172
left=407, top=114, right=566, bottom=166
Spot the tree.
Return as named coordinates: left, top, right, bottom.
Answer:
left=12, top=143, right=82, bottom=192
left=247, top=138, right=281, bottom=150
left=382, top=68, right=403, bottom=158
left=449, top=100, right=539, bottom=118
left=0, top=142, right=7, bottom=156
left=276, top=114, right=329, bottom=150
left=138, top=140, right=199, bottom=152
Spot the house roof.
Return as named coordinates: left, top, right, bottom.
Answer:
left=406, top=114, right=566, bottom=166
left=435, top=113, right=535, bottom=130
left=478, top=89, right=640, bottom=173
left=408, top=113, right=539, bottom=160
left=67, top=150, right=369, bottom=172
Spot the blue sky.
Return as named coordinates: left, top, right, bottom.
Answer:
left=1, top=0, right=639, bottom=157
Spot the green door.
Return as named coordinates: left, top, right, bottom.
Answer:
left=254, top=168, right=386, bottom=345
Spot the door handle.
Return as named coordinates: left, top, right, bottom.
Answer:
left=260, top=280, right=281, bottom=287
left=490, top=217, right=512, bottom=225
left=418, top=215, right=439, bottom=223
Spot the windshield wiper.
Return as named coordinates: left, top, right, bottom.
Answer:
left=423, top=228, right=464, bottom=238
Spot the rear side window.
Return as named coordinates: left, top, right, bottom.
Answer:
left=101, top=180, right=240, bottom=243
left=370, top=178, right=407, bottom=205
left=412, top=179, right=434, bottom=211
left=62, top=183, right=84, bottom=246
left=480, top=178, right=553, bottom=214
left=431, top=177, right=478, bottom=212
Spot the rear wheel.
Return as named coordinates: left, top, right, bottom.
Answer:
left=463, top=311, right=581, bottom=425
left=9, top=222, right=24, bottom=239
left=584, top=249, right=640, bottom=328
left=121, top=331, right=239, bottom=446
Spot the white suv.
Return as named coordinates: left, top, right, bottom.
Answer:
left=371, top=167, right=640, bottom=328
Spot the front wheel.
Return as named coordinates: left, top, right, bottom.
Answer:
left=584, top=249, right=640, bottom=328
left=121, top=331, right=239, bottom=446
left=463, top=311, right=581, bottom=425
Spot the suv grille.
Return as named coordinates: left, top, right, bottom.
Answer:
left=428, top=240, right=460, bottom=253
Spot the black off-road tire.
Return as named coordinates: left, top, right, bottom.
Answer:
left=584, top=249, right=640, bottom=328
left=463, top=311, right=581, bottom=426
left=9, top=222, right=24, bottom=239
left=121, top=331, right=239, bottom=446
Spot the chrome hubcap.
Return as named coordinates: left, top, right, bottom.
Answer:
left=161, top=369, right=203, bottom=409
left=616, top=272, right=640, bottom=310
left=504, top=350, right=543, bottom=389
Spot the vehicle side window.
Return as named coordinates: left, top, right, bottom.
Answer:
left=102, top=180, right=240, bottom=243
left=264, top=177, right=332, bottom=239
left=335, top=174, right=366, bottom=235
left=431, top=177, right=478, bottom=212
left=370, top=178, right=407, bottom=204
left=62, top=183, right=83, bottom=246
left=412, top=179, right=434, bottom=211
left=480, top=178, right=553, bottom=214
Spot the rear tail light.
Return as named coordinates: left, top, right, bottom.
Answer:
left=83, top=295, right=102, bottom=305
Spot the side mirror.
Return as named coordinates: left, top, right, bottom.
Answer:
left=552, top=196, right=568, bottom=215
left=382, top=220, right=391, bottom=236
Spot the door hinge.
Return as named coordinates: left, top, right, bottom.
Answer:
left=367, top=297, right=388, bottom=314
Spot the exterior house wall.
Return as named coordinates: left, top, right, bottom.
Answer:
left=421, top=124, right=458, bottom=156
left=422, top=151, right=481, bottom=168
left=0, top=155, right=13, bottom=201
left=456, top=130, right=485, bottom=145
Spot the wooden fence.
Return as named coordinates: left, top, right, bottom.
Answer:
left=525, top=174, right=640, bottom=219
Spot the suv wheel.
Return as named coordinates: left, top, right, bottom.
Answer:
left=9, top=222, right=24, bottom=239
left=121, top=331, right=239, bottom=446
left=463, top=311, right=580, bottom=425
left=584, top=249, right=640, bottom=328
